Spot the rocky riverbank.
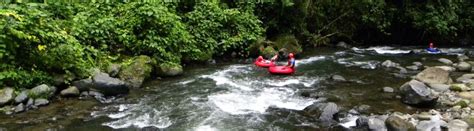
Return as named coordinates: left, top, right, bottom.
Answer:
left=0, top=55, right=184, bottom=115
left=302, top=53, right=474, bottom=130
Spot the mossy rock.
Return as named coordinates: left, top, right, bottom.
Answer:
left=118, top=55, right=154, bottom=88
left=450, top=84, right=469, bottom=91
left=28, top=84, right=56, bottom=99
left=155, top=62, right=183, bottom=77
left=274, top=34, right=303, bottom=55
left=455, top=99, right=470, bottom=108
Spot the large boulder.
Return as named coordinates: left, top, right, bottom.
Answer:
left=33, top=98, right=49, bottom=107
left=28, top=84, right=56, bottom=99
left=385, top=114, right=416, bottom=131
left=119, top=55, right=154, bottom=88
left=438, top=58, right=453, bottom=65
left=92, top=72, right=129, bottom=96
left=72, top=78, right=93, bottom=92
left=0, top=87, right=15, bottom=106
left=399, top=80, right=438, bottom=105
left=415, top=67, right=451, bottom=84
left=455, top=62, right=472, bottom=72
left=155, top=63, right=183, bottom=77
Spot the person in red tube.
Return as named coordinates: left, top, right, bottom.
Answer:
left=286, top=53, right=295, bottom=68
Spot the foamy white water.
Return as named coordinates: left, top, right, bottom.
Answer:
left=352, top=46, right=412, bottom=54
left=208, top=87, right=317, bottom=115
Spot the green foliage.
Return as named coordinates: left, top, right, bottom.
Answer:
left=185, top=2, right=264, bottom=58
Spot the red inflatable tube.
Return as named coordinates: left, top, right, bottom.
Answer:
left=254, top=56, right=275, bottom=68
left=268, top=66, right=295, bottom=75
left=255, top=60, right=275, bottom=68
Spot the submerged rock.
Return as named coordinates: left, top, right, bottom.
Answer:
left=60, top=86, right=80, bottom=97
left=119, top=55, right=154, bottom=88
left=331, top=75, right=347, bottom=82
left=399, top=80, right=438, bottom=106
left=413, top=62, right=423, bottom=67
left=381, top=60, right=399, bottom=68
left=383, top=87, right=395, bottom=93
left=0, top=87, right=15, bottom=106
left=438, top=58, right=453, bottom=65
left=406, top=65, right=420, bottom=71
left=29, top=84, right=56, bottom=99
left=92, top=72, right=129, bottom=96
left=14, top=90, right=28, bottom=104
left=416, top=67, right=451, bottom=84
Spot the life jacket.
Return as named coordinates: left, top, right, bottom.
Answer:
left=287, top=58, right=295, bottom=68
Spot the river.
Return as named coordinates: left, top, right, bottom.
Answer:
left=0, top=46, right=471, bottom=130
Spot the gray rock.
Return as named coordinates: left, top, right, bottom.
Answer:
left=0, top=87, right=15, bottom=106
left=14, top=90, right=28, bottom=104
left=107, top=63, right=121, bottom=77
left=381, top=60, right=399, bottom=68
left=416, top=67, right=451, bottom=84
left=29, top=84, right=56, bottom=99
left=385, top=114, right=416, bottom=131
left=331, top=75, right=346, bottom=82
left=368, top=116, right=387, bottom=131
left=72, top=78, right=93, bottom=92
left=400, top=80, right=438, bottom=105
left=336, top=41, right=351, bottom=48
left=416, top=120, right=443, bottom=131
left=88, top=91, right=104, bottom=98
left=455, top=61, right=472, bottom=72
left=60, top=86, right=80, bottom=97
left=383, top=87, right=394, bottom=93
left=447, top=119, right=468, bottom=131
left=356, top=116, right=369, bottom=127
left=33, top=98, right=49, bottom=107
left=413, top=62, right=423, bottom=67
left=14, top=103, right=25, bottom=113
left=26, top=98, right=34, bottom=108
left=458, top=54, right=469, bottom=62
left=92, top=72, right=129, bottom=96
left=434, top=66, right=456, bottom=72
left=319, top=102, right=339, bottom=122
left=406, top=65, right=419, bottom=71
left=356, top=105, right=371, bottom=114
left=438, top=58, right=453, bottom=65
left=428, top=83, right=450, bottom=92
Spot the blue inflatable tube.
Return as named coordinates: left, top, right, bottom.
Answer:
left=426, top=48, right=441, bottom=54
